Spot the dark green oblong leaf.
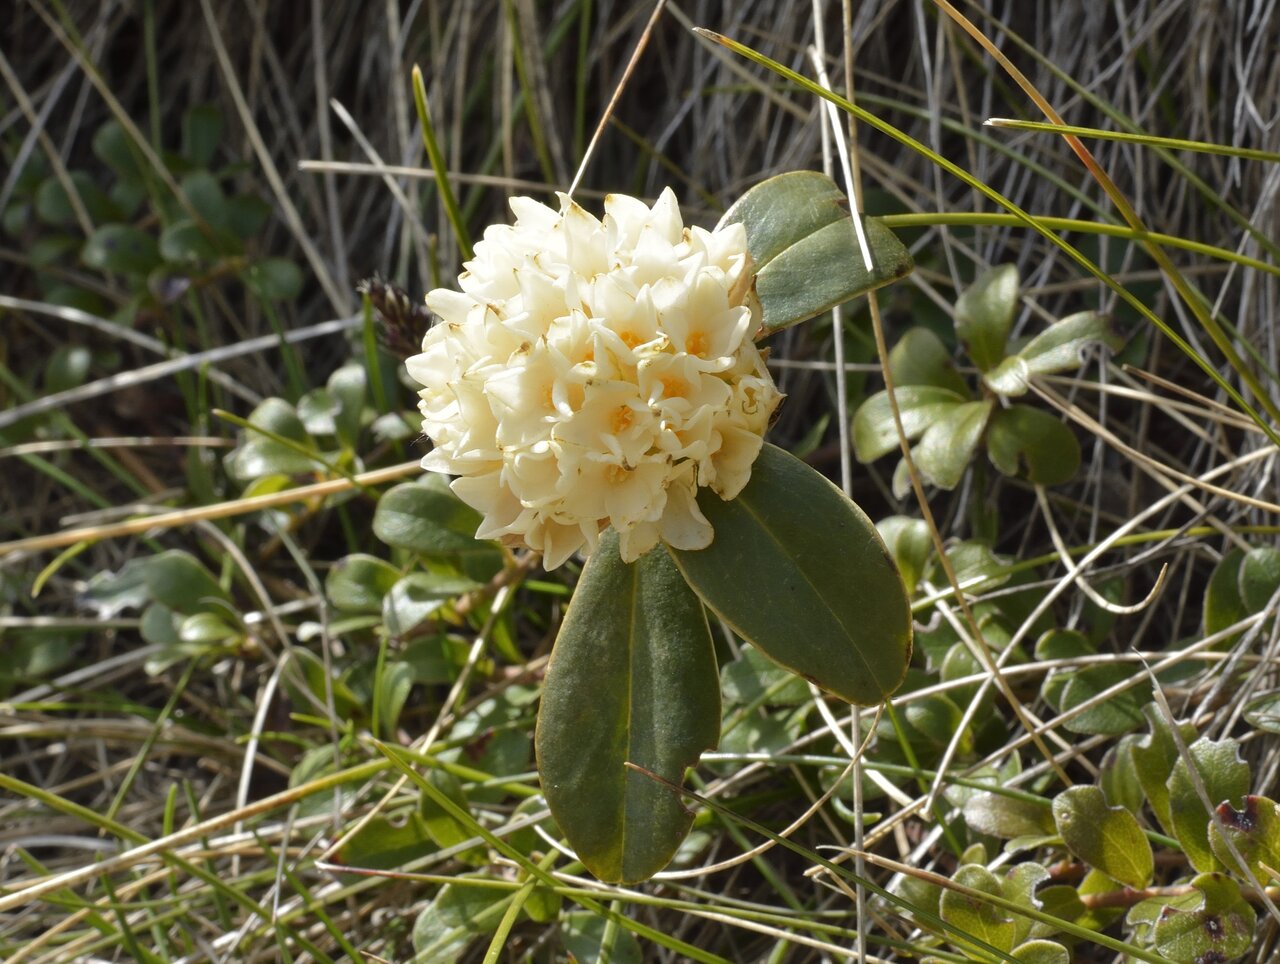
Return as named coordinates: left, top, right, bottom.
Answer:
left=986, top=404, right=1080, bottom=485
left=717, top=171, right=912, bottom=335
left=536, top=529, right=720, bottom=884
left=668, top=443, right=911, bottom=705
left=1204, top=548, right=1248, bottom=646
left=852, top=386, right=967, bottom=464
left=955, top=264, right=1019, bottom=371
left=1240, top=546, right=1280, bottom=613
left=913, top=398, right=994, bottom=490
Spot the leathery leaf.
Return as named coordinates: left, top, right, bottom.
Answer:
left=669, top=443, right=912, bottom=705
left=536, top=529, right=720, bottom=883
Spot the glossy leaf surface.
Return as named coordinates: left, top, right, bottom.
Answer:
left=669, top=443, right=911, bottom=705
left=718, top=171, right=912, bottom=334
left=537, top=530, right=720, bottom=883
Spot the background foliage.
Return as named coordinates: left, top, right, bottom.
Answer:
left=3, top=1, right=1280, bottom=960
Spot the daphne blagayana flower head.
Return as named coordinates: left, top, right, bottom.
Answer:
left=405, top=188, right=782, bottom=569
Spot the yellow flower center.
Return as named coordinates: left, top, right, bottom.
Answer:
left=610, top=405, right=635, bottom=434
left=660, top=375, right=688, bottom=400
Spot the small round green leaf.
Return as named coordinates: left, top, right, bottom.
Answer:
left=1168, top=737, right=1251, bottom=873
left=1051, top=785, right=1153, bottom=888
left=852, top=386, right=967, bottom=463
left=962, top=791, right=1054, bottom=840
left=225, top=397, right=320, bottom=481
left=669, top=443, right=911, bottom=705
left=986, top=404, right=1079, bottom=486
left=1011, top=940, right=1069, bottom=964
left=561, top=911, right=644, bottom=964
left=92, top=120, right=143, bottom=183
left=245, top=257, right=303, bottom=300
left=36, top=172, right=118, bottom=227
left=178, top=611, right=237, bottom=645
left=383, top=572, right=478, bottom=637
left=955, top=264, right=1019, bottom=371
left=536, top=529, right=720, bottom=883
left=325, top=553, right=401, bottom=613
left=82, top=224, right=161, bottom=275
left=1152, top=873, right=1256, bottom=963
left=913, top=399, right=994, bottom=490
left=983, top=311, right=1126, bottom=396
left=182, top=104, right=223, bottom=168
left=889, top=326, right=968, bottom=394
left=142, top=549, right=228, bottom=613
left=939, top=864, right=1017, bottom=957
left=1209, top=794, right=1280, bottom=883
left=159, top=219, right=221, bottom=264
left=412, top=881, right=508, bottom=960
left=876, top=516, right=932, bottom=592
left=373, top=476, right=501, bottom=570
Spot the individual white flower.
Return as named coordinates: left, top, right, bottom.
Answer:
left=405, top=188, right=783, bottom=569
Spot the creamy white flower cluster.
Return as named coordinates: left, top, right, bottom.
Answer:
left=405, top=188, right=781, bottom=568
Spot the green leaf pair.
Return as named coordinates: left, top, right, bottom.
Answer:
left=537, top=444, right=913, bottom=882
left=853, top=264, right=1128, bottom=493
